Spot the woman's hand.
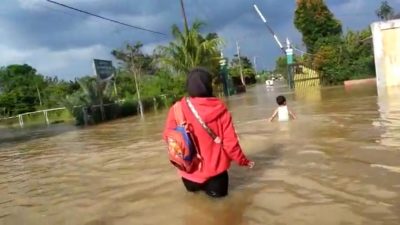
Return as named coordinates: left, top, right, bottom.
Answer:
left=247, top=161, right=255, bottom=168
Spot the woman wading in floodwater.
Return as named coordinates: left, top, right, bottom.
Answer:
left=163, top=67, right=254, bottom=198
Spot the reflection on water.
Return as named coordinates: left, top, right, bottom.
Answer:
left=1, top=84, right=400, bottom=225
left=375, top=87, right=400, bottom=148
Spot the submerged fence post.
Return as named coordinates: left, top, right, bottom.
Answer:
left=160, top=95, right=167, bottom=108
left=153, top=97, right=158, bottom=111
left=82, top=107, right=88, bottom=126
left=44, top=110, right=50, bottom=125
left=18, top=114, right=24, bottom=128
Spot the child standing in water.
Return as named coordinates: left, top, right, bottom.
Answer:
left=268, top=95, right=296, bottom=122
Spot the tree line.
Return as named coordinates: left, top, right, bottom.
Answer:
left=0, top=20, right=257, bottom=122
left=275, top=0, right=399, bottom=85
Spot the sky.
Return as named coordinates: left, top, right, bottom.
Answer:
left=1, top=0, right=400, bottom=81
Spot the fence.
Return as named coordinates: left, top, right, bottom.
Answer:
left=64, top=94, right=178, bottom=126
left=0, top=94, right=181, bottom=128
left=284, top=63, right=323, bottom=90
left=292, top=64, right=321, bottom=89
left=0, top=107, right=70, bottom=128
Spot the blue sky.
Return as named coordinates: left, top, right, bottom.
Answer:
left=1, top=0, right=400, bottom=80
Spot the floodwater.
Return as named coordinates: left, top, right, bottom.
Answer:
left=1, top=83, right=400, bottom=225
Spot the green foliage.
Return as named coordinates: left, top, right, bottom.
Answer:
left=229, top=56, right=257, bottom=85
left=256, top=70, right=274, bottom=83
left=376, top=1, right=395, bottom=20
left=0, top=64, right=76, bottom=117
left=140, top=71, right=185, bottom=98
left=42, top=77, right=71, bottom=108
left=79, top=77, right=116, bottom=105
left=274, top=56, right=288, bottom=80
left=0, top=64, right=41, bottom=115
left=274, top=55, right=303, bottom=81
left=114, top=70, right=135, bottom=98
left=283, top=1, right=376, bottom=86
left=312, top=28, right=375, bottom=85
left=61, top=69, right=185, bottom=125
left=112, top=42, right=155, bottom=76
left=0, top=20, right=229, bottom=126
left=294, top=0, right=342, bottom=53
left=112, top=41, right=157, bottom=116
left=156, top=20, right=223, bottom=76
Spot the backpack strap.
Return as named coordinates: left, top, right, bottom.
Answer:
left=174, top=100, right=203, bottom=163
left=173, top=101, right=185, bottom=126
left=185, top=97, right=221, bottom=144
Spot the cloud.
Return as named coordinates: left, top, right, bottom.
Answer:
left=17, top=0, right=46, bottom=11
left=0, top=44, right=111, bottom=80
left=1, top=0, right=400, bottom=80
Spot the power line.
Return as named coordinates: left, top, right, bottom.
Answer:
left=46, top=0, right=166, bottom=36
left=39, top=3, right=87, bottom=18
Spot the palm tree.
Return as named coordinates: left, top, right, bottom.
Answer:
left=63, top=77, right=114, bottom=123
left=157, top=20, right=224, bottom=75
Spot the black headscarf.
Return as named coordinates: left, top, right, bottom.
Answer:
left=186, top=67, right=213, bottom=97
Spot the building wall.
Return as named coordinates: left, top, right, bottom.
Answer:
left=371, top=19, right=400, bottom=89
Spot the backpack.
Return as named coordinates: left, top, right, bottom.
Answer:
left=165, top=97, right=221, bottom=173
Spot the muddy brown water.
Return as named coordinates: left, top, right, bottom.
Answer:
left=1, top=84, right=399, bottom=225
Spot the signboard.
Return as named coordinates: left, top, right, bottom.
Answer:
left=93, top=59, right=114, bottom=80
left=285, top=48, right=294, bottom=65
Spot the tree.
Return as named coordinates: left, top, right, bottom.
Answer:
left=274, top=56, right=288, bottom=80
left=157, top=20, right=223, bottom=75
left=294, top=0, right=342, bottom=53
left=0, top=64, right=80, bottom=118
left=312, top=28, right=375, bottom=85
left=77, top=77, right=115, bottom=106
left=63, top=76, right=115, bottom=123
left=229, top=56, right=256, bottom=85
left=112, top=42, right=149, bottom=118
left=0, top=64, right=44, bottom=115
left=41, top=77, right=71, bottom=108
left=140, top=70, right=186, bottom=99
left=376, top=1, right=395, bottom=20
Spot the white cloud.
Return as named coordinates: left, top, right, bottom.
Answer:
left=17, top=0, right=45, bottom=11
left=334, top=0, right=365, bottom=12
left=18, top=0, right=102, bottom=10
left=0, top=44, right=111, bottom=79
left=142, top=41, right=167, bottom=55
left=4, top=0, right=400, bottom=80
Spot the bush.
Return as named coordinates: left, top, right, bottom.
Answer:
left=120, top=100, right=138, bottom=117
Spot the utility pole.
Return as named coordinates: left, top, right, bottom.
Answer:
left=286, top=38, right=294, bottom=89
left=253, top=4, right=295, bottom=89
left=179, top=0, right=189, bottom=32
left=236, top=41, right=245, bottom=86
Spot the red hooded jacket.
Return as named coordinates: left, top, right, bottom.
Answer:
left=163, top=97, right=250, bottom=183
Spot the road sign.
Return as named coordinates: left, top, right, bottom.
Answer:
left=93, top=59, right=114, bottom=80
